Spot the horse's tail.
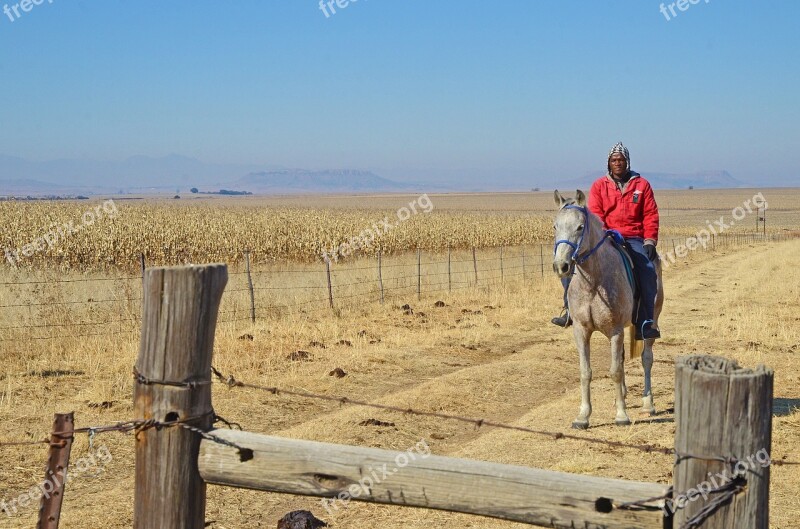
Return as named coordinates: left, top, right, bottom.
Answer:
left=628, top=324, right=644, bottom=359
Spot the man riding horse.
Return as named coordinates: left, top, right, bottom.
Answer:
left=552, top=142, right=661, bottom=341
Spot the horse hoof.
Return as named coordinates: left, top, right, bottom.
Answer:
left=615, top=419, right=631, bottom=426
left=571, top=421, right=589, bottom=430
left=642, top=396, right=656, bottom=417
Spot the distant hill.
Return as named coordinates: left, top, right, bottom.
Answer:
left=0, top=178, right=73, bottom=195
left=0, top=154, right=414, bottom=195
left=560, top=170, right=748, bottom=190
left=0, top=154, right=266, bottom=192
left=234, top=169, right=412, bottom=193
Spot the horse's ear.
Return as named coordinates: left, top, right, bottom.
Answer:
left=575, top=190, right=587, bottom=207
left=553, top=190, right=565, bottom=208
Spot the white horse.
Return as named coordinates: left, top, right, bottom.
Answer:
left=553, top=190, right=663, bottom=429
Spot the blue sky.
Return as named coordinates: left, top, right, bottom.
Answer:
left=0, top=0, right=798, bottom=186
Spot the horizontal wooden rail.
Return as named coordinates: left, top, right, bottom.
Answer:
left=198, top=430, right=669, bottom=528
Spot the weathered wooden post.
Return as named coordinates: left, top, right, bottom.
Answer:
left=447, top=247, right=452, bottom=292
left=499, top=246, right=504, bottom=284
left=672, top=356, right=772, bottom=528
left=472, top=247, right=478, bottom=285
left=539, top=244, right=544, bottom=278
left=325, top=257, right=334, bottom=309
left=134, top=264, right=227, bottom=529
left=521, top=247, right=526, bottom=281
left=244, top=250, right=256, bottom=323
left=417, top=248, right=421, bottom=301
left=377, top=250, right=384, bottom=305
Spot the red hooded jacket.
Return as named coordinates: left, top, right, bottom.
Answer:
left=588, top=173, right=659, bottom=244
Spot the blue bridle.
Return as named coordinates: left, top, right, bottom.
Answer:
left=554, top=205, right=620, bottom=266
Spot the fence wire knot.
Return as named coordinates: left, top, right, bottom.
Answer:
left=178, top=423, right=254, bottom=462
left=134, top=366, right=213, bottom=390
left=678, top=479, right=746, bottom=529
left=615, top=486, right=673, bottom=512
left=674, top=452, right=739, bottom=467
left=211, top=366, right=244, bottom=388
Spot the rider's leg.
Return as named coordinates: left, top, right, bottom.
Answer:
left=552, top=277, right=572, bottom=327
left=626, top=238, right=659, bottom=339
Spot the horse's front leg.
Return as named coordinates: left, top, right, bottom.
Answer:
left=572, top=324, right=592, bottom=429
left=610, top=331, right=630, bottom=425
left=641, top=338, right=656, bottom=416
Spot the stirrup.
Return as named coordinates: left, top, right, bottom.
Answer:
left=636, top=320, right=660, bottom=340
left=551, top=309, right=572, bottom=328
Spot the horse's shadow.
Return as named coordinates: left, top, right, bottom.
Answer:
left=774, top=398, right=800, bottom=417
left=592, top=407, right=676, bottom=428
left=591, top=400, right=798, bottom=428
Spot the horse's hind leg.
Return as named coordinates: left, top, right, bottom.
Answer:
left=641, top=338, right=656, bottom=416
left=641, top=259, right=661, bottom=416
left=610, top=331, right=630, bottom=426
left=572, top=325, right=592, bottom=430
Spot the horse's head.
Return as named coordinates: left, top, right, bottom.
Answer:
left=552, top=189, right=587, bottom=278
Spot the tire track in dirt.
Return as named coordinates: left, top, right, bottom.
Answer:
left=212, top=242, right=800, bottom=528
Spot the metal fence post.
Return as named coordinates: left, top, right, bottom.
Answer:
left=38, top=412, right=74, bottom=529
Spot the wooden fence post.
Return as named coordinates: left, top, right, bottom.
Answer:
left=472, top=247, right=478, bottom=285
left=672, top=355, right=772, bottom=528
left=378, top=250, right=384, bottom=305
left=539, top=244, right=544, bottom=278
left=447, top=247, right=452, bottom=292
left=325, top=257, right=334, bottom=309
left=417, top=248, right=421, bottom=301
left=499, top=247, right=504, bottom=284
left=521, top=247, right=526, bottom=281
left=140, top=253, right=146, bottom=285
left=133, top=264, right=228, bottom=529
left=38, top=412, right=74, bottom=529
left=244, top=250, right=255, bottom=323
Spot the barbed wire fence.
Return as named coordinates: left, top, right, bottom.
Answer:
left=2, top=361, right=798, bottom=527
left=1, top=232, right=799, bottom=527
left=1, top=231, right=795, bottom=342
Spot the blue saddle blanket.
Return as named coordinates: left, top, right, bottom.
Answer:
left=606, top=230, right=636, bottom=292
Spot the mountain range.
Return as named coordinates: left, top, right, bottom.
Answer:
left=0, top=154, right=766, bottom=196
left=560, top=170, right=747, bottom=191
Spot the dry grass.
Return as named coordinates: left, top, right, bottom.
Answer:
left=0, top=190, right=799, bottom=528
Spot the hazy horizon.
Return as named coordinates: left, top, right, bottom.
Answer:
left=1, top=1, right=799, bottom=189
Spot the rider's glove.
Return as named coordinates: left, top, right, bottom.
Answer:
left=644, top=243, right=658, bottom=262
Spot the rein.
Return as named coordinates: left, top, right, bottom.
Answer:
left=553, top=205, right=615, bottom=266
